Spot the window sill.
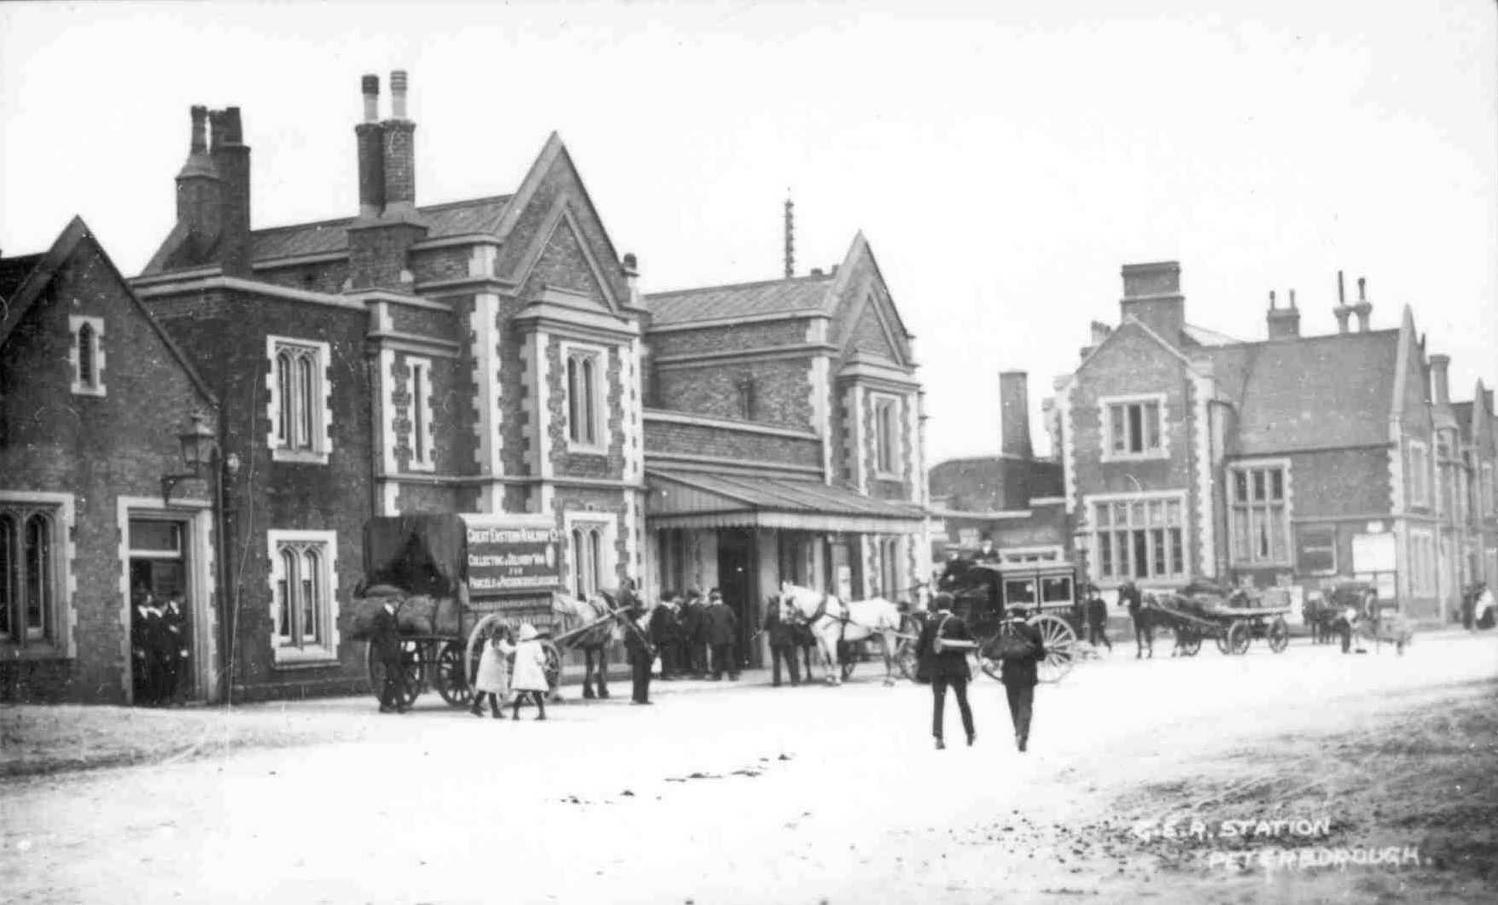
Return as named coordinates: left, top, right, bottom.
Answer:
left=1100, top=451, right=1168, bottom=464
left=1, top=643, right=69, bottom=661
left=407, top=459, right=436, bottom=474
left=70, top=384, right=106, bottom=397
left=874, top=471, right=903, bottom=482
left=272, top=646, right=339, bottom=668
left=272, top=448, right=331, bottom=465
left=566, top=442, right=609, bottom=456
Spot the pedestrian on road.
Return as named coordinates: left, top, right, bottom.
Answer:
left=159, top=592, right=190, bottom=705
left=998, top=604, right=1046, bottom=752
left=620, top=582, right=657, bottom=705
left=510, top=623, right=549, bottom=720
left=1084, top=584, right=1112, bottom=652
left=679, top=589, right=708, bottom=678
left=650, top=592, right=683, bottom=680
left=765, top=596, right=801, bottom=687
left=470, top=627, right=514, bottom=718
left=704, top=588, right=739, bottom=680
left=371, top=597, right=409, bottom=714
left=915, top=592, right=975, bottom=750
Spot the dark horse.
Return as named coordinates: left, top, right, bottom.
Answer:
left=551, top=592, right=623, bottom=699
left=1120, top=582, right=1157, bottom=658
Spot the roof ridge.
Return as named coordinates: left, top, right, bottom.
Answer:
left=251, top=194, right=513, bottom=236
left=647, top=272, right=834, bottom=299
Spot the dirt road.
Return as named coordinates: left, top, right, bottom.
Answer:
left=3, top=632, right=1495, bottom=904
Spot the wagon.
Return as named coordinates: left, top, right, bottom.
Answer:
left=1144, top=582, right=1291, bottom=656
left=348, top=515, right=612, bottom=708
left=1320, top=579, right=1414, bottom=655
left=913, top=559, right=1082, bottom=683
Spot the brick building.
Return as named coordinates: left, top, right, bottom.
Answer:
left=1, top=218, right=221, bottom=703
left=928, top=370, right=1067, bottom=565
left=641, top=235, right=930, bottom=662
left=1052, top=261, right=1498, bottom=623
left=131, top=73, right=647, bottom=700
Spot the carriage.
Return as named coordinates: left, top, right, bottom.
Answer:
left=346, top=514, right=627, bottom=708
left=1141, top=580, right=1291, bottom=656
left=1308, top=579, right=1414, bottom=655
left=922, top=559, right=1082, bottom=683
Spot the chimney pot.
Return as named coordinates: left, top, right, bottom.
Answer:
left=189, top=105, right=208, bottom=153
left=361, top=74, right=379, bottom=122
left=1429, top=353, right=1451, bottom=405
left=1358, top=277, right=1366, bottom=302
left=622, top=252, right=639, bottom=276
left=390, top=69, right=409, bottom=119
left=1289, top=289, right=1296, bottom=309
left=223, top=107, right=243, bottom=144
left=999, top=370, right=1034, bottom=465
left=1268, top=290, right=1276, bottom=310
left=1337, top=270, right=1346, bottom=303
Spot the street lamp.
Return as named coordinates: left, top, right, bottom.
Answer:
left=161, top=412, right=218, bottom=506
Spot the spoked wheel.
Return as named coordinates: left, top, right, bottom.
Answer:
left=1177, top=625, right=1202, bottom=657
left=1227, top=619, right=1253, bottom=655
left=366, top=640, right=423, bottom=707
left=1030, top=613, right=1078, bottom=683
left=539, top=640, right=563, bottom=698
left=1215, top=630, right=1232, bottom=655
left=434, top=641, right=473, bottom=706
left=895, top=638, right=919, bottom=681
left=1267, top=616, right=1290, bottom=653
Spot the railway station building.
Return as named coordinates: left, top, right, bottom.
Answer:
left=640, top=238, right=932, bottom=663
left=1051, top=261, right=1497, bottom=624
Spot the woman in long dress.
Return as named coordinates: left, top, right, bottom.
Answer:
left=469, top=627, right=514, bottom=719
left=510, top=623, right=550, bottom=721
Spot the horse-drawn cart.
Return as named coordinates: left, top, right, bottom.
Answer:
left=930, top=559, right=1082, bottom=683
left=1144, top=583, right=1291, bottom=656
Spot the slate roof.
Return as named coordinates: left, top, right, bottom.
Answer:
left=647, top=469, right=925, bottom=519
left=250, top=195, right=512, bottom=261
left=646, top=273, right=835, bottom=325
left=1210, top=330, right=1400, bottom=454
left=0, top=253, right=43, bottom=302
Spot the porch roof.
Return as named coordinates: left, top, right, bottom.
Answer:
left=645, top=469, right=926, bottom=534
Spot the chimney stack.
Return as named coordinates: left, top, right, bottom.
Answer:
left=1352, top=276, right=1372, bottom=331
left=355, top=74, right=385, bottom=218
left=210, top=106, right=252, bottom=277
left=175, top=105, right=223, bottom=257
left=783, top=195, right=795, bottom=278
left=1429, top=354, right=1451, bottom=405
left=999, top=371, right=1034, bottom=461
left=1266, top=288, right=1301, bottom=340
left=381, top=69, right=417, bottom=216
left=1119, top=261, right=1185, bottom=342
left=1079, top=320, right=1112, bottom=360
left=1332, top=270, right=1353, bottom=333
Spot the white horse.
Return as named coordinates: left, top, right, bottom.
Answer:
left=778, top=582, right=904, bottom=686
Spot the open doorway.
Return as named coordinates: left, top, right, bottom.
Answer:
left=716, top=529, right=759, bottom=670
left=127, top=518, right=195, bottom=705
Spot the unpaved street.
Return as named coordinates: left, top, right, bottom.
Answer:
left=4, top=633, right=1496, bottom=904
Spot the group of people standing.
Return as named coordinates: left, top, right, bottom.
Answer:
left=130, top=590, right=190, bottom=706
left=630, top=588, right=742, bottom=685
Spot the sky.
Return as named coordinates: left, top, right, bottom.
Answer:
left=2, top=0, right=1495, bottom=464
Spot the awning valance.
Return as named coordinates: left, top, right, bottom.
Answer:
left=645, top=469, right=927, bottom=534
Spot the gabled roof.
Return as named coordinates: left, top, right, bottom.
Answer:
left=646, top=273, right=835, bottom=325
left=1212, top=329, right=1399, bottom=454
left=0, top=216, right=217, bottom=407
left=251, top=195, right=511, bottom=261
left=1181, top=323, right=1242, bottom=347
left=0, top=253, right=44, bottom=302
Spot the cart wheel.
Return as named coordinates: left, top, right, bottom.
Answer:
left=895, top=638, right=919, bottom=681
left=540, top=640, right=563, bottom=699
left=1267, top=616, right=1290, bottom=653
left=366, top=640, right=422, bottom=707
left=1030, top=613, right=1078, bottom=683
left=1227, top=620, right=1252, bottom=655
left=434, top=641, right=473, bottom=707
left=1215, top=631, right=1232, bottom=655
left=1178, top=625, right=1202, bottom=657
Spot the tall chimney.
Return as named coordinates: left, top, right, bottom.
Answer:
left=783, top=195, right=795, bottom=278
left=175, top=105, right=222, bottom=258
left=999, top=371, right=1034, bottom=461
left=210, top=107, right=252, bottom=277
left=1332, top=270, right=1353, bottom=333
left=1352, top=276, right=1372, bottom=331
left=1429, top=354, right=1451, bottom=405
left=1266, top=288, right=1301, bottom=340
left=1119, top=261, right=1185, bottom=343
left=356, top=74, right=385, bottom=218
left=381, top=70, right=416, bottom=216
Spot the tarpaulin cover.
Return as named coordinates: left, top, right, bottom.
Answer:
left=361, top=515, right=468, bottom=598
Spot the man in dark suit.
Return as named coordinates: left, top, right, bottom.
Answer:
left=998, top=605, right=1046, bottom=752
left=159, top=593, right=190, bottom=705
left=974, top=534, right=1000, bottom=563
left=619, top=580, right=657, bottom=705
left=678, top=589, right=707, bottom=678
left=765, top=596, right=801, bottom=687
left=130, top=591, right=165, bottom=706
left=704, top=588, right=739, bottom=680
left=915, top=592, right=976, bottom=749
left=371, top=598, right=409, bottom=714
left=1084, top=584, right=1112, bottom=652
left=650, top=592, right=683, bottom=680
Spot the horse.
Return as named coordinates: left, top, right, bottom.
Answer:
left=777, top=582, right=904, bottom=685
left=550, top=592, right=624, bottom=699
left=1120, top=582, right=1157, bottom=658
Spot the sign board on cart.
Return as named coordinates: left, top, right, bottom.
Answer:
left=461, top=513, right=561, bottom=598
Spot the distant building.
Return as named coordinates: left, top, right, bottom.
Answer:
left=1052, top=262, right=1497, bottom=622
left=1, top=218, right=218, bottom=703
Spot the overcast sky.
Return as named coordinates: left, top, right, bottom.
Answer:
left=3, top=0, right=1495, bottom=464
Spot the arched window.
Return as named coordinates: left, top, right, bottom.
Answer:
left=270, top=338, right=329, bottom=459
left=69, top=316, right=104, bottom=395
left=269, top=532, right=338, bottom=662
left=0, top=505, right=61, bottom=648
left=276, top=547, right=296, bottom=641
left=300, top=547, right=321, bottom=642
left=0, top=515, right=14, bottom=639
left=589, top=528, right=603, bottom=592
left=565, top=347, right=603, bottom=447
left=275, top=351, right=294, bottom=445
left=570, top=528, right=588, bottom=597
left=23, top=513, right=50, bottom=636
left=296, top=355, right=315, bottom=449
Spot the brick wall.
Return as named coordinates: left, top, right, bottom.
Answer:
left=410, top=246, right=470, bottom=284
left=1, top=238, right=211, bottom=703
left=656, top=358, right=814, bottom=429
left=649, top=320, right=807, bottom=358
left=643, top=417, right=822, bottom=468
left=254, top=260, right=351, bottom=295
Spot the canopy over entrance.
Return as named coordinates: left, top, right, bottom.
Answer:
left=645, top=469, right=926, bottom=534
